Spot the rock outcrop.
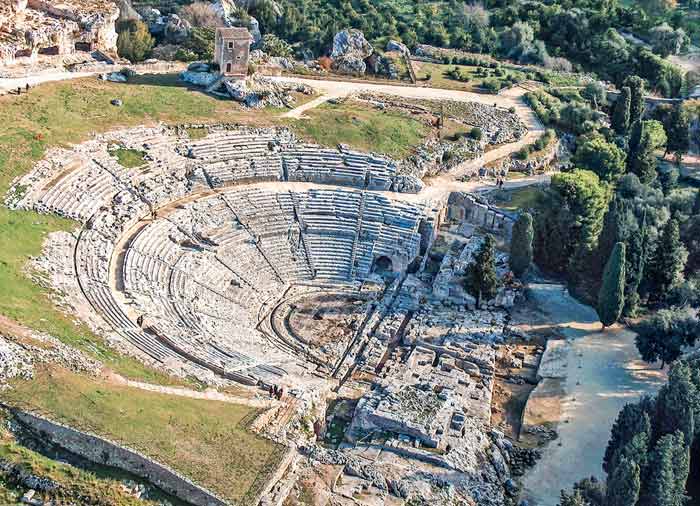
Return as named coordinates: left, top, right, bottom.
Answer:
left=331, top=29, right=373, bottom=75
left=0, top=0, right=119, bottom=65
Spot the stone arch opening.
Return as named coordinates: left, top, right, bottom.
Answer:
left=372, top=255, right=393, bottom=274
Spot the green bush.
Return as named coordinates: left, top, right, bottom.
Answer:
left=262, top=33, right=293, bottom=58
left=116, top=20, right=154, bottom=63
left=469, top=127, right=483, bottom=140
left=182, top=27, right=215, bottom=61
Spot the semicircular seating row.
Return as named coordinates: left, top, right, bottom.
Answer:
left=20, top=125, right=427, bottom=384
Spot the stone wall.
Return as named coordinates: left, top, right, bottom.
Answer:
left=446, top=192, right=514, bottom=238
left=11, top=410, right=230, bottom=506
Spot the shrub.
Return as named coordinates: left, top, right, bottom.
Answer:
left=469, top=127, right=483, bottom=140
left=262, top=33, right=293, bottom=58
left=515, top=146, right=530, bottom=160
left=116, top=20, right=154, bottom=63
left=182, top=27, right=215, bottom=61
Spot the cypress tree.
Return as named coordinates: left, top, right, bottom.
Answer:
left=648, top=431, right=690, bottom=506
left=598, top=242, right=626, bottom=328
left=656, top=362, right=699, bottom=443
left=628, top=120, right=667, bottom=184
left=612, top=86, right=632, bottom=135
left=598, top=197, right=625, bottom=270
left=465, top=234, right=498, bottom=308
left=665, top=103, right=689, bottom=157
left=645, top=218, right=687, bottom=304
left=604, top=402, right=652, bottom=474
left=606, top=457, right=640, bottom=506
left=509, top=212, right=533, bottom=278
left=624, top=75, right=645, bottom=126
left=624, top=229, right=645, bottom=317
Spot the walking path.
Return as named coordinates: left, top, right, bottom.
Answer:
left=520, top=283, right=666, bottom=505
left=0, top=71, right=95, bottom=95
left=105, top=372, right=278, bottom=409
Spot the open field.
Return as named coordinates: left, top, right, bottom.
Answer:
left=490, top=186, right=546, bottom=212
left=285, top=100, right=430, bottom=159
left=414, top=61, right=527, bottom=93
left=4, top=367, right=284, bottom=505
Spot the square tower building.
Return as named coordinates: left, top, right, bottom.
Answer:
left=214, top=27, right=253, bottom=79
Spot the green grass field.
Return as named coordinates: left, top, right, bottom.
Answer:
left=491, top=186, right=545, bottom=212
left=414, top=62, right=527, bottom=93
left=286, top=100, right=430, bottom=159
left=111, top=147, right=147, bottom=168
left=4, top=368, right=284, bottom=506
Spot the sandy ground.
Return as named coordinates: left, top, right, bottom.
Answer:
left=520, top=284, right=667, bottom=505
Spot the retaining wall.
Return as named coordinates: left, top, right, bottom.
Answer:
left=11, top=410, right=230, bottom=506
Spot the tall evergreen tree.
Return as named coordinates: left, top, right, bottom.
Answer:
left=604, top=402, right=653, bottom=474
left=656, top=361, right=700, bottom=443
left=624, top=229, right=646, bottom=316
left=509, top=212, right=534, bottom=278
left=665, top=103, right=690, bottom=157
left=606, top=457, right=640, bottom=506
left=648, top=431, right=690, bottom=506
left=598, top=242, right=626, bottom=328
left=597, top=197, right=625, bottom=273
left=628, top=120, right=667, bottom=184
left=645, top=218, right=687, bottom=304
left=465, top=234, right=498, bottom=308
left=611, top=86, right=631, bottom=135
left=559, top=489, right=589, bottom=506
left=624, top=75, right=646, bottom=126
left=573, top=135, right=627, bottom=182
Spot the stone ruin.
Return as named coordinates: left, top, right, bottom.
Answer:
left=0, top=0, right=119, bottom=66
left=7, top=114, right=534, bottom=504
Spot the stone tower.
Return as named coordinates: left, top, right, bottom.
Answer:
left=214, top=27, right=253, bottom=79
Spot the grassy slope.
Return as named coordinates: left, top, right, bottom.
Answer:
left=286, top=101, right=429, bottom=159
left=0, top=437, right=162, bottom=506
left=0, top=75, right=272, bottom=383
left=4, top=368, right=283, bottom=505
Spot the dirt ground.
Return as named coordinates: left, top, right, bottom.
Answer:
left=288, top=293, right=368, bottom=347
left=491, top=341, right=543, bottom=441
left=519, top=283, right=667, bottom=506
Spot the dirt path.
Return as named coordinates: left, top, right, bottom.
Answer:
left=0, top=71, right=96, bottom=95
left=105, top=371, right=279, bottom=409
left=520, top=283, right=666, bottom=505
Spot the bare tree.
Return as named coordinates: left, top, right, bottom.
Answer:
left=179, top=2, right=224, bottom=28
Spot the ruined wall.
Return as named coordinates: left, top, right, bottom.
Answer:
left=446, top=192, right=513, bottom=237
left=12, top=410, right=230, bottom=506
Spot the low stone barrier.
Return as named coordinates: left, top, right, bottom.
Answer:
left=11, top=410, right=229, bottom=506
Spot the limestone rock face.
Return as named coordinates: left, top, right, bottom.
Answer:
left=212, top=0, right=262, bottom=46
left=114, top=0, right=140, bottom=22
left=179, top=70, right=219, bottom=87
left=331, top=29, right=374, bottom=75
left=331, top=28, right=372, bottom=60
left=163, top=14, right=190, bottom=44
left=386, top=39, right=409, bottom=54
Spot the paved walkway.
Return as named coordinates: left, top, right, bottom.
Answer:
left=520, top=283, right=666, bottom=505
left=0, top=71, right=96, bottom=95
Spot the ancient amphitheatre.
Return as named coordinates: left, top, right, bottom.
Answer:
left=0, top=17, right=677, bottom=506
